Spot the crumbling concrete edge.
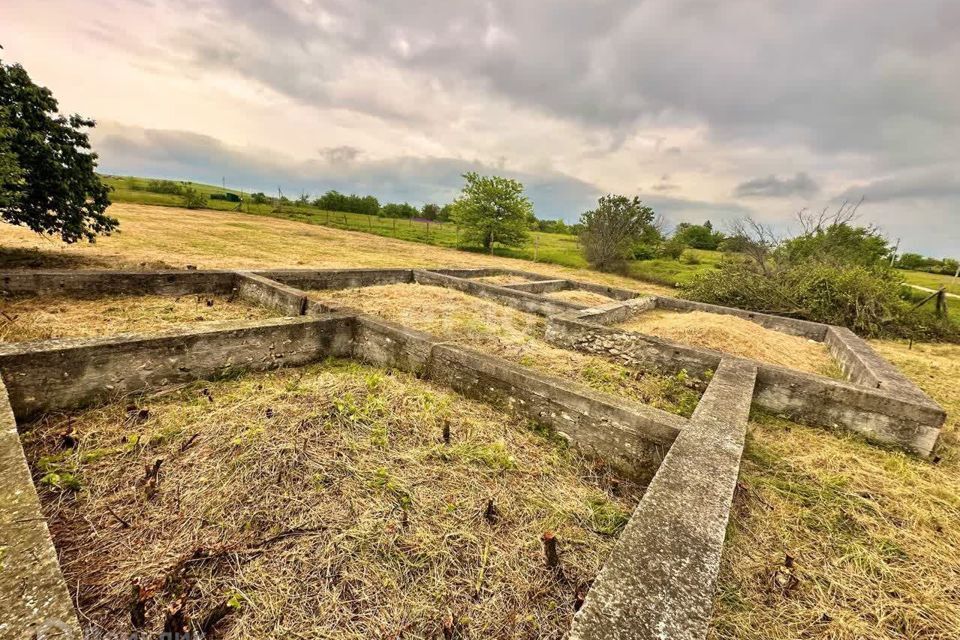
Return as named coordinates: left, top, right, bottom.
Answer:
left=0, top=379, right=83, bottom=639
left=548, top=297, right=945, bottom=456
left=570, top=358, right=757, bottom=640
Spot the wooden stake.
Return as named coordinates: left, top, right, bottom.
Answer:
left=542, top=531, right=559, bottom=570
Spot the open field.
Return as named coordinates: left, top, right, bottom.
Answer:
left=3, top=201, right=957, bottom=639
left=23, top=360, right=640, bottom=638
left=898, top=269, right=960, bottom=296
left=0, top=293, right=274, bottom=343
left=309, top=283, right=703, bottom=416
left=0, top=203, right=675, bottom=296
left=102, top=176, right=590, bottom=269
left=617, top=310, right=840, bottom=377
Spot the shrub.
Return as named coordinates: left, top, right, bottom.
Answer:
left=658, top=238, right=686, bottom=261
left=631, top=243, right=658, bottom=261
left=181, top=186, right=206, bottom=210
left=145, top=179, right=183, bottom=195
left=679, top=249, right=701, bottom=265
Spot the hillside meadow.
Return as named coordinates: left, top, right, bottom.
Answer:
left=2, top=202, right=959, bottom=639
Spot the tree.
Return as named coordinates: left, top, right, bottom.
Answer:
left=250, top=192, right=269, bottom=205
left=673, top=221, right=725, bottom=250
left=578, top=195, right=656, bottom=272
left=0, top=58, right=115, bottom=242
left=421, top=203, right=441, bottom=221
left=450, top=172, right=532, bottom=251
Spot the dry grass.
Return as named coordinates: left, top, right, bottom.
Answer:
left=24, top=360, right=642, bottom=639
left=0, top=203, right=676, bottom=296
left=474, top=275, right=538, bottom=286
left=618, top=310, right=840, bottom=377
left=711, top=340, right=960, bottom=640
left=545, top=290, right=616, bottom=308
left=0, top=294, right=275, bottom=343
left=309, top=283, right=703, bottom=417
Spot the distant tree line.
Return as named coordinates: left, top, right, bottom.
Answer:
left=895, top=253, right=959, bottom=276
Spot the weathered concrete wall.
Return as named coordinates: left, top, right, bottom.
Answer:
left=754, top=365, right=943, bottom=456
left=570, top=358, right=757, bottom=640
left=353, top=313, right=439, bottom=374
left=824, top=326, right=934, bottom=403
left=427, top=345, right=683, bottom=480
left=0, top=380, right=82, bottom=639
left=413, top=270, right=579, bottom=316
left=352, top=314, right=684, bottom=480
left=235, top=272, right=308, bottom=316
left=547, top=313, right=945, bottom=456
left=654, top=296, right=828, bottom=340
left=256, top=268, right=414, bottom=291
left=0, top=315, right=354, bottom=422
left=0, top=269, right=238, bottom=298
left=503, top=279, right=571, bottom=294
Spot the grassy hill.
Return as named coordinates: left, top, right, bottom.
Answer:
left=102, top=175, right=589, bottom=269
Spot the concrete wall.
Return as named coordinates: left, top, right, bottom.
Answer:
left=236, top=271, right=308, bottom=316
left=571, top=359, right=757, bottom=640
left=0, top=380, right=82, bottom=639
left=0, top=269, right=238, bottom=298
left=256, top=268, right=414, bottom=291
left=546, top=311, right=946, bottom=456
left=0, top=315, right=354, bottom=422
left=503, top=279, right=571, bottom=294
left=351, top=313, right=685, bottom=481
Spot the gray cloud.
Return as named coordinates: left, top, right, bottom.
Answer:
left=170, top=0, right=960, bottom=163
left=836, top=169, right=960, bottom=203
left=734, top=173, right=821, bottom=198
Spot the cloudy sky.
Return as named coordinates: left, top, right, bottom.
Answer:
left=3, top=0, right=958, bottom=256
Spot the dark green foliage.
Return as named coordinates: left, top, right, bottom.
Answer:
left=250, top=192, right=269, bottom=205
left=140, top=179, right=183, bottom=195
left=658, top=237, right=686, bottom=260
left=181, top=186, right=206, bottom=209
left=779, top=222, right=890, bottom=267
left=210, top=192, right=241, bottom=202
left=684, top=217, right=959, bottom=341
left=673, top=221, right=725, bottom=250
left=896, top=252, right=959, bottom=275
left=380, top=202, right=419, bottom=219
left=420, top=203, right=441, bottom=220
left=536, top=218, right=575, bottom=235
left=450, top=172, right=532, bottom=251
left=314, top=190, right=380, bottom=216
left=578, top=195, right=656, bottom=272
left=0, top=58, right=115, bottom=242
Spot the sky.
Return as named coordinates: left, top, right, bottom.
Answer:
left=2, top=0, right=958, bottom=257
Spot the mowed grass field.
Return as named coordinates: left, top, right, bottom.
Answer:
left=3, top=203, right=959, bottom=639
left=103, top=176, right=590, bottom=269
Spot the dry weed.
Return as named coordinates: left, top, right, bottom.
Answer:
left=24, top=361, right=641, bottom=639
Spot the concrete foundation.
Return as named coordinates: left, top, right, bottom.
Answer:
left=0, top=266, right=946, bottom=640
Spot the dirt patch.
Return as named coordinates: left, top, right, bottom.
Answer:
left=545, top=290, right=616, bottom=308
left=0, top=294, right=276, bottom=343
left=24, top=360, right=640, bottom=638
left=617, top=310, right=839, bottom=377
left=310, top=283, right=704, bottom=416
